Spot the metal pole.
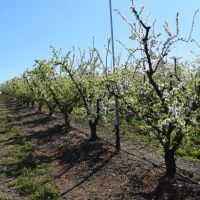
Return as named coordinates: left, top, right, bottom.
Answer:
left=109, top=0, right=120, bottom=151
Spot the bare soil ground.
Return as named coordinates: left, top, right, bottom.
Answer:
left=1, top=95, right=200, bottom=200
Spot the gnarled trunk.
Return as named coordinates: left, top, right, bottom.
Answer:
left=89, top=120, right=97, bottom=141
left=31, top=101, right=34, bottom=108
left=64, top=112, right=70, bottom=125
left=164, top=145, right=176, bottom=176
left=88, top=99, right=101, bottom=141
left=47, top=104, right=56, bottom=118
left=49, top=109, right=54, bottom=118
left=38, top=102, right=43, bottom=111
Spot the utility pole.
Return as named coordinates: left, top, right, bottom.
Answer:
left=109, top=0, right=120, bottom=151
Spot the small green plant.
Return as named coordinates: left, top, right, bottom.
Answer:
left=0, top=96, right=61, bottom=199
left=0, top=195, right=5, bottom=200
left=9, top=176, right=54, bottom=195
left=92, top=188, right=97, bottom=193
left=33, top=164, right=56, bottom=175
left=0, top=170, right=7, bottom=178
left=30, top=185, right=61, bottom=200
left=20, top=143, right=34, bottom=152
left=10, top=151, right=35, bottom=167
left=6, top=115, right=13, bottom=123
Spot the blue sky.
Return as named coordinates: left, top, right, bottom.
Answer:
left=0, top=0, right=200, bottom=85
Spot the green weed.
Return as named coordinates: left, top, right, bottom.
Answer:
left=9, top=176, right=54, bottom=195
left=0, top=195, right=5, bottom=200
left=0, top=95, right=61, bottom=199
left=30, top=185, right=61, bottom=200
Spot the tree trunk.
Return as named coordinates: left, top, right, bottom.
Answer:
left=88, top=99, right=101, bottom=141
left=164, top=145, right=176, bottom=176
left=31, top=101, right=34, bottom=108
left=38, top=103, right=43, bottom=111
left=49, top=109, right=53, bottom=118
left=64, top=113, right=70, bottom=125
left=27, top=102, right=29, bottom=106
left=89, top=120, right=97, bottom=141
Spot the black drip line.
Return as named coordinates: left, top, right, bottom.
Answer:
left=97, top=136, right=200, bottom=185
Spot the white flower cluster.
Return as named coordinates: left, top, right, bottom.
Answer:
left=88, top=105, right=98, bottom=123
left=162, top=138, right=169, bottom=144
left=87, top=97, right=114, bottom=124
left=50, top=86, right=54, bottom=90
left=171, top=101, right=183, bottom=118
left=135, top=68, right=146, bottom=75
left=163, top=21, right=172, bottom=37
left=99, top=100, right=108, bottom=123
left=160, top=118, right=175, bottom=127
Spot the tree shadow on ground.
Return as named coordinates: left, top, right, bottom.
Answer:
left=3, top=96, right=200, bottom=199
left=21, top=115, right=55, bottom=128
left=31, top=123, right=118, bottom=197
left=5, top=98, right=27, bottom=112
left=33, top=127, right=115, bottom=175
left=60, top=152, right=115, bottom=197
left=122, top=173, right=200, bottom=200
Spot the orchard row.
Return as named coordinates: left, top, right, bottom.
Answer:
left=1, top=1, right=200, bottom=176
